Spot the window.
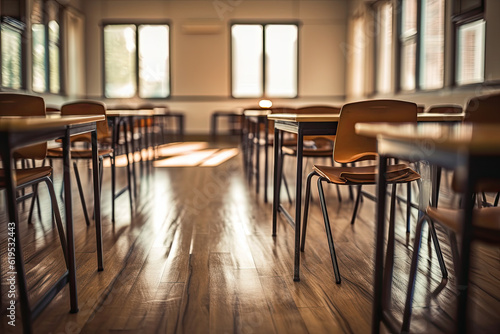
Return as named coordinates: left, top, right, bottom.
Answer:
left=31, top=0, right=61, bottom=94
left=103, top=23, right=170, bottom=98
left=375, top=2, right=393, bottom=94
left=453, top=0, right=485, bottom=85
left=456, top=20, right=485, bottom=85
left=420, top=0, right=445, bottom=89
left=399, top=0, right=417, bottom=91
left=1, top=19, right=23, bottom=90
left=231, top=23, right=298, bottom=98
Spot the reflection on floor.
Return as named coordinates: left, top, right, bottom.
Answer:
left=104, top=142, right=239, bottom=168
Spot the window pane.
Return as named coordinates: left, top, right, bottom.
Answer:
left=401, top=40, right=416, bottom=91
left=420, top=0, right=445, bottom=89
left=402, top=0, right=417, bottom=37
left=1, top=26, right=22, bottom=89
left=232, top=25, right=263, bottom=98
left=104, top=24, right=137, bottom=98
left=32, top=23, right=46, bottom=92
left=456, top=20, right=485, bottom=85
left=49, top=20, right=60, bottom=93
left=265, top=25, right=297, bottom=98
left=376, top=3, right=393, bottom=94
left=138, top=25, right=169, bottom=98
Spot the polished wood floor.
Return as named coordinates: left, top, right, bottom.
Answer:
left=1, top=139, right=499, bottom=333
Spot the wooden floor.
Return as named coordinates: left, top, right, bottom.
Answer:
left=1, top=139, right=499, bottom=333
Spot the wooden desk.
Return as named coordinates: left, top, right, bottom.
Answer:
left=0, top=114, right=104, bottom=333
left=210, top=110, right=243, bottom=141
left=355, top=122, right=500, bottom=334
left=244, top=110, right=272, bottom=201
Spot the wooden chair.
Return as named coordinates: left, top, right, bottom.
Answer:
left=401, top=93, right=500, bottom=332
left=47, top=101, right=124, bottom=225
left=280, top=106, right=344, bottom=202
left=0, top=93, right=69, bottom=319
left=301, top=100, right=444, bottom=284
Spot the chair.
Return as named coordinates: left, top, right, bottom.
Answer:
left=0, top=93, right=68, bottom=293
left=426, top=104, right=463, bottom=114
left=47, top=101, right=122, bottom=225
left=301, top=100, right=436, bottom=284
left=401, top=93, right=500, bottom=332
left=280, top=106, right=344, bottom=202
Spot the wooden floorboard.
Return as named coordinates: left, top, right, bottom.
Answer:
left=0, top=140, right=499, bottom=333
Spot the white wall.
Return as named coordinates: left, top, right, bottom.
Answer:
left=81, top=0, right=348, bottom=133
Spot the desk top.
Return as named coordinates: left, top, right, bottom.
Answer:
left=355, top=122, right=500, bottom=154
left=268, top=112, right=464, bottom=123
left=106, top=109, right=156, bottom=117
left=0, top=115, right=105, bottom=131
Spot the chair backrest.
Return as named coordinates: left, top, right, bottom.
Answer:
left=464, top=93, right=500, bottom=124
left=296, top=105, right=340, bottom=114
left=0, top=93, right=47, bottom=160
left=417, top=105, right=425, bottom=114
left=270, top=107, right=296, bottom=114
left=334, top=100, right=418, bottom=164
left=427, top=104, right=463, bottom=114
left=61, top=101, right=109, bottom=140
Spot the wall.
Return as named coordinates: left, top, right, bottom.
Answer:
left=81, top=0, right=348, bottom=134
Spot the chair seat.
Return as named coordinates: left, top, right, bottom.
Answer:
left=282, top=138, right=334, bottom=157
left=47, top=147, right=113, bottom=158
left=427, top=206, right=500, bottom=244
left=0, top=166, right=52, bottom=187
left=313, top=163, right=420, bottom=184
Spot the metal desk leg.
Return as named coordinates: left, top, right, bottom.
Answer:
left=264, top=119, right=269, bottom=203
left=272, top=128, right=282, bottom=236
left=256, top=118, right=261, bottom=194
left=62, top=130, right=79, bottom=313
left=372, top=155, right=388, bottom=334
left=293, top=128, right=304, bottom=282
left=91, top=130, right=104, bottom=271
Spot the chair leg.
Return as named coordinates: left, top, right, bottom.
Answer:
left=43, top=177, right=69, bottom=267
left=27, top=184, right=39, bottom=224
left=494, top=192, right=500, bottom=207
left=301, top=171, right=318, bottom=252
left=382, top=183, right=397, bottom=309
left=428, top=219, right=448, bottom=278
left=73, top=161, right=91, bottom=226
left=406, top=183, right=412, bottom=233
left=350, top=185, right=363, bottom=225
left=329, top=156, right=342, bottom=202
left=317, top=177, right=341, bottom=284
left=401, top=215, right=427, bottom=332
left=280, top=154, right=293, bottom=204
left=111, top=153, right=116, bottom=222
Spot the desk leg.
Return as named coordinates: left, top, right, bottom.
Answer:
left=256, top=119, right=261, bottom=194
left=91, top=130, right=104, bottom=271
left=264, top=120, right=269, bottom=203
left=293, top=129, right=304, bottom=281
left=372, top=155, right=388, bottom=334
left=111, top=118, right=117, bottom=223
left=272, top=128, right=282, bottom=236
left=128, top=116, right=138, bottom=199
left=63, top=131, right=79, bottom=313
left=0, top=140, right=33, bottom=332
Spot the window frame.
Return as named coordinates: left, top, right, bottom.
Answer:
left=101, top=20, right=171, bottom=99
left=31, top=0, right=63, bottom=95
left=452, top=0, right=485, bottom=87
left=229, top=21, right=300, bottom=99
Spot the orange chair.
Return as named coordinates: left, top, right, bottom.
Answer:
left=301, top=100, right=442, bottom=284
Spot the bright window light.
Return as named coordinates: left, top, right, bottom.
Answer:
left=456, top=20, right=485, bottom=85
left=231, top=25, right=263, bottom=98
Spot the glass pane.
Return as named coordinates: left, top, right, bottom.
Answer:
left=1, top=26, right=22, bottom=89
left=138, top=25, right=169, bottom=98
left=401, top=40, right=416, bottom=91
left=104, top=24, right=137, bottom=98
left=32, top=23, right=46, bottom=92
left=232, top=25, right=263, bottom=98
left=49, top=21, right=60, bottom=93
left=265, top=25, right=297, bottom=98
left=402, top=0, right=417, bottom=37
left=376, top=3, right=393, bottom=94
left=456, top=20, right=485, bottom=85
left=420, top=0, right=445, bottom=89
